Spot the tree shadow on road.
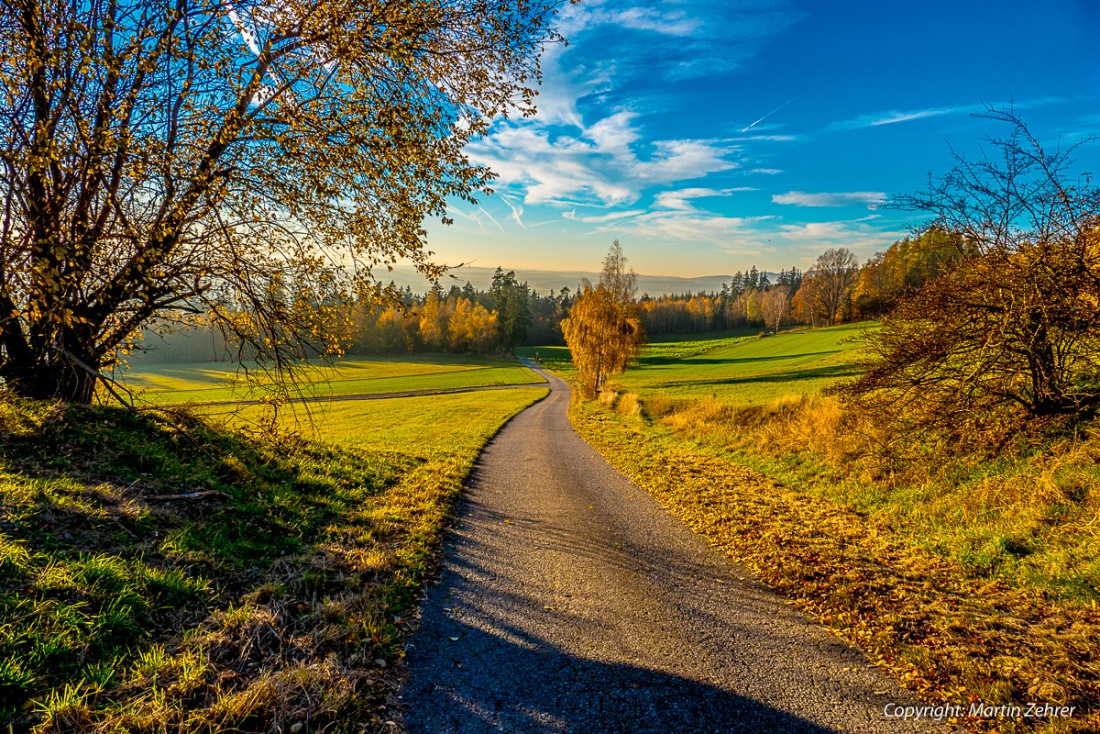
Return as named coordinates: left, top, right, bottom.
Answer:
left=402, top=495, right=861, bottom=734
left=403, top=616, right=845, bottom=734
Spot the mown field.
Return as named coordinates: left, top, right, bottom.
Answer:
left=545, top=326, right=1099, bottom=733
left=0, top=357, right=546, bottom=732
left=120, top=353, right=542, bottom=405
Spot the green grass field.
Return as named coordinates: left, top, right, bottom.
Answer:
left=520, top=324, right=867, bottom=404
left=615, top=324, right=867, bottom=403
left=120, top=353, right=542, bottom=405
left=0, top=354, right=547, bottom=732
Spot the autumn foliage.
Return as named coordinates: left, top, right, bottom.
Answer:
left=0, top=0, right=561, bottom=402
left=561, top=242, right=646, bottom=398
left=562, top=283, right=645, bottom=398
left=834, top=110, right=1100, bottom=442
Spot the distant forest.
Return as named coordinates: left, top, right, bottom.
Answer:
left=132, top=229, right=962, bottom=363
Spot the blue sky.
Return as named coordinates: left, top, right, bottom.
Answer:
left=426, top=0, right=1100, bottom=276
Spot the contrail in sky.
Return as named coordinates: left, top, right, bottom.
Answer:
left=740, top=98, right=795, bottom=133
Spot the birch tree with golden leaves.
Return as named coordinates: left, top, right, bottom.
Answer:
left=561, top=242, right=645, bottom=397
left=0, top=0, right=565, bottom=402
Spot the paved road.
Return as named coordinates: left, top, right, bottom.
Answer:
left=401, top=363, right=950, bottom=733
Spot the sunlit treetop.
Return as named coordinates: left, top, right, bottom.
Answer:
left=0, top=0, right=567, bottom=401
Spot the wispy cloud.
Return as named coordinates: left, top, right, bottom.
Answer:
left=772, top=217, right=903, bottom=265
left=557, top=1, right=699, bottom=37
left=772, top=190, right=886, bottom=208
left=475, top=207, right=504, bottom=232
left=606, top=7, right=700, bottom=37
left=581, top=209, right=903, bottom=269
left=564, top=209, right=648, bottom=224
left=654, top=187, right=754, bottom=211
left=829, top=106, right=959, bottom=131
left=829, top=96, right=1072, bottom=132
left=446, top=0, right=811, bottom=246
left=870, top=109, right=951, bottom=126
left=449, top=206, right=505, bottom=233
left=614, top=212, right=775, bottom=246
left=557, top=0, right=801, bottom=82
left=729, top=134, right=801, bottom=142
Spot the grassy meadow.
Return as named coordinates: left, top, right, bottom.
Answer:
left=119, top=353, right=542, bottom=405
left=552, top=326, right=1099, bottom=733
left=603, top=323, right=864, bottom=403
left=0, top=356, right=546, bottom=732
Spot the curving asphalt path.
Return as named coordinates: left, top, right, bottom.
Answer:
left=400, top=361, right=952, bottom=733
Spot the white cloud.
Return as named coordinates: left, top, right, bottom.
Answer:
left=524, top=44, right=610, bottom=129
left=589, top=205, right=905, bottom=267
left=772, top=190, right=886, bottom=208
left=729, top=134, right=801, bottom=142
left=870, top=109, right=952, bottom=126
left=449, top=0, right=804, bottom=230
left=654, top=187, right=754, bottom=211
left=559, top=0, right=758, bottom=41
left=609, top=7, right=699, bottom=37
left=830, top=107, right=955, bottom=131
left=450, top=206, right=504, bottom=233
left=466, top=124, right=634, bottom=205
left=772, top=217, right=905, bottom=265
left=621, top=212, right=775, bottom=245
left=467, top=116, right=742, bottom=207
left=476, top=207, right=504, bottom=232
left=638, top=140, right=741, bottom=183
left=569, top=209, right=648, bottom=224
left=585, top=111, right=641, bottom=156
left=556, top=0, right=802, bottom=84
left=500, top=195, right=525, bottom=229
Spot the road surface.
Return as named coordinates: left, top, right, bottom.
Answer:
left=400, top=362, right=950, bottom=733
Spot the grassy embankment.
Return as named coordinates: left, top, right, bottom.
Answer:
left=0, top=355, right=546, bottom=732
left=523, top=326, right=1099, bottom=733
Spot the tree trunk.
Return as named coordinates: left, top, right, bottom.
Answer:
left=4, top=358, right=99, bottom=403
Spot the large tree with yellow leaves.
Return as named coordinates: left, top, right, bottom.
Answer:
left=0, top=0, right=564, bottom=401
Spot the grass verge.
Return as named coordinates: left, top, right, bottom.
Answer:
left=0, top=386, right=545, bottom=732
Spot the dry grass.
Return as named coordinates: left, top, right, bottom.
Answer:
left=648, top=392, right=866, bottom=464
left=643, top=392, right=1100, bottom=603
left=595, top=385, right=643, bottom=419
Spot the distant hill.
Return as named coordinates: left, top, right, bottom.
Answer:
left=382, top=266, right=743, bottom=297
